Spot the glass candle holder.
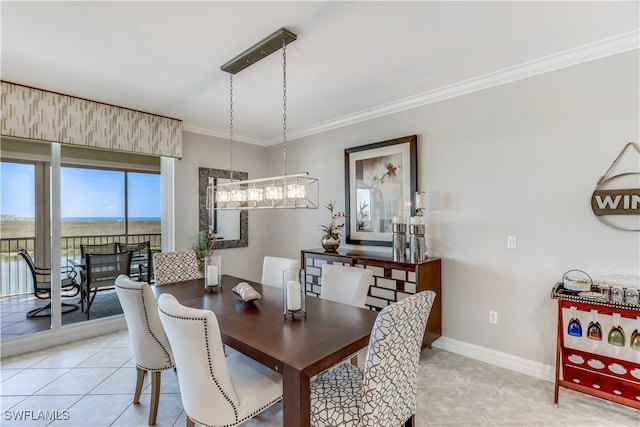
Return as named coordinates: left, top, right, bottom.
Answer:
left=283, top=268, right=306, bottom=319
left=205, top=254, right=222, bottom=292
left=625, top=287, right=639, bottom=306
left=611, top=285, right=624, bottom=304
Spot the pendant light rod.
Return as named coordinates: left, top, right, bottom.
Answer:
left=221, top=28, right=297, bottom=75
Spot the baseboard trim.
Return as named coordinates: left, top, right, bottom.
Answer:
left=1, top=316, right=127, bottom=358
left=432, top=336, right=555, bottom=382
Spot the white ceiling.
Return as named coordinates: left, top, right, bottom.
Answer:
left=2, top=1, right=638, bottom=146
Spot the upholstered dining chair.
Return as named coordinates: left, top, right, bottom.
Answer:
left=261, top=256, right=300, bottom=288
left=153, top=250, right=199, bottom=285
left=115, top=275, right=174, bottom=426
left=320, top=264, right=373, bottom=308
left=157, top=293, right=283, bottom=427
left=310, top=290, right=436, bottom=427
left=19, top=249, right=80, bottom=318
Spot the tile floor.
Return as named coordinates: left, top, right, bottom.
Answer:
left=1, top=330, right=638, bottom=426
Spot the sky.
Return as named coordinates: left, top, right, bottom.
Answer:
left=1, top=162, right=161, bottom=219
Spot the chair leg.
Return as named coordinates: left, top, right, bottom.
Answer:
left=149, top=371, right=161, bottom=426
left=186, top=416, right=195, bottom=427
left=404, top=414, right=415, bottom=427
left=133, top=367, right=146, bottom=404
left=26, top=302, right=52, bottom=318
left=86, top=289, right=98, bottom=320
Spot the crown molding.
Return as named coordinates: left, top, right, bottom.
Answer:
left=188, top=30, right=640, bottom=146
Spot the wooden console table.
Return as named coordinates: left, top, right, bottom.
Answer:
left=301, top=248, right=442, bottom=347
left=551, top=283, right=640, bottom=410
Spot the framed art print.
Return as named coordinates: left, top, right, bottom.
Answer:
left=344, top=135, right=417, bottom=246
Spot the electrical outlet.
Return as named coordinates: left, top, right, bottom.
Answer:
left=489, top=310, right=498, bottom=324
left=507, top=235, right=517, bottom=250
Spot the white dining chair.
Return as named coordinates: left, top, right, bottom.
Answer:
left=157, top=293, right=283, bottom=427
left=115, top=275, right=175, bottom=425
left=153, top=250, right=199, bottom=285
left=310, top=290, right=436, bottom=427
left=261, top=256, right=299, bottom=288
left=320, top=264, right=373, bottom=308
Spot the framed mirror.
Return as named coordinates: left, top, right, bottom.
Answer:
left=199, top=167, right=248, bottom=249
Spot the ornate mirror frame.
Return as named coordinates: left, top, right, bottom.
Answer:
left=198, top=167, right=248, bottom=249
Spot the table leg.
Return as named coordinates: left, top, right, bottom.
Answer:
left=554, top=302, right=562, bottom=406
left=282, top=363, right=310, bottom=427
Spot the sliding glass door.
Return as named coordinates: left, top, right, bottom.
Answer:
left=1, top=137, right=161, bottom=340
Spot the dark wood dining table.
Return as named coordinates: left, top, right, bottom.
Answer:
left=152, top=274, right=378, bottom=427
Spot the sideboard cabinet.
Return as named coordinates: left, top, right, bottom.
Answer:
left=301, top=248, right=442, bottom=347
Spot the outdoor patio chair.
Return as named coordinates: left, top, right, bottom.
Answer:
left=117, top=241, right=152, bottom=283
left=84, top=251, right=132, bottom=319
left=80, top=242, right=118, bottom=258
left=19, top=249, right=80, bottom=318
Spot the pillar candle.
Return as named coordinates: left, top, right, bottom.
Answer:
left=411, top=216, right=423, bottom=225
left=207, top=265, right=219, bottom=286
left=287, top=280, right=302, bottom=311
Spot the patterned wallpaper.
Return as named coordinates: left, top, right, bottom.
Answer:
left=1, top=81, right=182, bottom=158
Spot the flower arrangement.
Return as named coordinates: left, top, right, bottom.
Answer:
left=320, top=200, right=346, bottom=241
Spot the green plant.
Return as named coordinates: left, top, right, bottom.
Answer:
left=193, top=230, right=215, bottom=271
left=319, top=200, right=346, bottom=240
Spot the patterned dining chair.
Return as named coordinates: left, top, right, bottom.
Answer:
left=152, top=250, right=200, bottom=285
left=310, top=290, right=436, bottom=427
left=157, top=293, right=282, bottom=427
left=115, top=275, right=174, bottom=426
left=261, top=256, right=299, bottom=288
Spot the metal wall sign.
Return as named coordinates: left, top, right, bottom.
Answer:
left=591, top=142, right=640, bottom=231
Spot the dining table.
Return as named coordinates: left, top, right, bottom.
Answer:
left=152, top=274, right=379, bottom=427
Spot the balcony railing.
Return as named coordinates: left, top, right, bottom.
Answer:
left=1, top=233, right=161, bottom=297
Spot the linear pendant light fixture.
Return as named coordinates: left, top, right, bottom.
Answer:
left=211, top=28, right=319, bottom=210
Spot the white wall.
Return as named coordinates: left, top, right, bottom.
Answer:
left=257, top=50, right=640, bottom=368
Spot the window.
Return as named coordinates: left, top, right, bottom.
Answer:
left=60, top=166, right=161, bottom=239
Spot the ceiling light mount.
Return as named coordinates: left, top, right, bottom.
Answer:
left=221, top=28, right=297, bottom=75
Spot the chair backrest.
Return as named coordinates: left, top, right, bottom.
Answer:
left=19, top=249, right=48, bottom=295
left=360, top=290, right=436, bottom=426
left=85, top=251, right=132, bottom=291
left=81, top=242, right=117, bottom=258
left=153, top=250, right=199, bottom=285
left=115, top=275, right=174, bottom=370
left=157, top=293, right=240, bottom=424
left=261, top=256, right=300, bottom=288
left=117, top=241, right=152, bottom=282
left=320, top=264, right=373, bottom=308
